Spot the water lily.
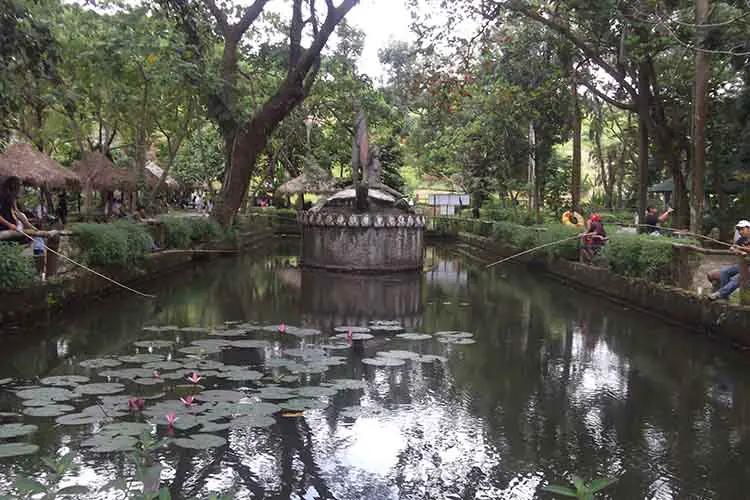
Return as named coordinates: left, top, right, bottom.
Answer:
left=152, top=370, right=161, bottom=379
left=278, top=323, right=286, bottom=333
left=186, top=372, right=201, bottom=384
left=128, top=398, right=145, bottom=412
left=180, top=395, right=194, bottom=407
left=347, top=327, right=353, bottom=345
left=166, top=411, right=177, bottom=425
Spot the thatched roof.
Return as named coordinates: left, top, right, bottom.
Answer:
left=72, top=152, right=135, bottom=191
left=145, top=161, right=179, bottom=189
left=0, top=143, right=80, bottom=188
left=277, top=157, right=338, bottom=194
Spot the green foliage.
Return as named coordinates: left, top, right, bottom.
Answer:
left=595, top=233, right=699, bottom=282
left=0, top=243, right=36, bottom=290
left=71, top=221, right=153, bottom=267
left=541, top=475, right=617, bottom=500
left=159, top=216, right=226, bottom=249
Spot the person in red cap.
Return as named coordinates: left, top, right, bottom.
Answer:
left=580, top=213, right=607, bottom=263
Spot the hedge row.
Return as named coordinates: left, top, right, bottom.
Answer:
left=433, top=217, right=698, bottom=282
left=0, top=243, right=36, bottom=290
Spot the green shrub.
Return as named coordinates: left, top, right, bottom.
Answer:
left=71, top=221, right=153, bottom=267
left=596, top=233, right=699, bottom=282
left=0, top=243, right=36, bottom=290
left=160, top=216, right=226, bottom=249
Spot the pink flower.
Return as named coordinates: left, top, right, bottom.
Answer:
left=166, top=411, right=177, bottom=425
left=128, top=398, right=145, bottom=412
left=347, top=327, right=353, bottom=345
left=278, top=323, right=286, bottom=333
left=186, top=372, right=201, bottom=384
left=152, top=370, right=161, bottom=379
left=180, top=395, right=194, bottom=407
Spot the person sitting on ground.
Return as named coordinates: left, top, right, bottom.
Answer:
left=707, top=220, right=750, bottom=300
left=580, top=213, right=607, bottom=263
left=640, top=205, right=674, bottom=235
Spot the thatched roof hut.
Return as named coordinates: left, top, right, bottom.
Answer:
left=145, top=161, right=179, bottom=189
left=72, top=152, right=135, bottom=191
left=0, top=143, right=80, bottom=188
left=277, top=157, right=338, bottom=195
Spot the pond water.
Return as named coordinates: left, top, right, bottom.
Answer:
left=1, top=242, right=750, bottom=499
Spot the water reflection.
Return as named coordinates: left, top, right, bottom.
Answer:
left=1, top=244, right=750, bottom=498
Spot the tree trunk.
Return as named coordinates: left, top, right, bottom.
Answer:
left=528, top=121, right=536, bottom=217
left=214, top=126, right=266, bottom=225
left=571, top=70, right=581, bottom=212
left=636, top=65, right=650, bottom=220
left=691, top=0, right=711, bottom=234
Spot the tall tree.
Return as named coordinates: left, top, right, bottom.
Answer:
left=692, top=0, right=711, bottom=234
left=165, top=0, right=359, bottom=224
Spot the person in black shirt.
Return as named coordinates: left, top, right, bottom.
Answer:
left=707, top=220, right=750, bottom=300
left=641, top=205, right=674, bottom=234
left=0, top=176, right=57, bottom=243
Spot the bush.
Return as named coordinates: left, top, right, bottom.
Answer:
left=0, top=243, right=36, bottom=290
left=71, top=221, right=153, bottom=267
left=596, top=233, right=699, bottom=282
left=159, top=216, right=226, bottom=249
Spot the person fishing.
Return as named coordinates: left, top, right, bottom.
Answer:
left=640, top=205, right=674, bottom=235
left=706, top=220, right=750, bottom=301
left=0, top=176, right=59, bottom=249
left=579, top=213, right=607, bottom=263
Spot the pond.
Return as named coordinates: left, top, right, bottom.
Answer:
left=1, top=242, right=749, bottom=499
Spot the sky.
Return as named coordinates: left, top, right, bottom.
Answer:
left=340, top=0, right=415, bottom=81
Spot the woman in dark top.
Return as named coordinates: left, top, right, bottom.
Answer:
left=580, top=213, right=607, bottom=263
left=0, top=176, right=23, bottom=233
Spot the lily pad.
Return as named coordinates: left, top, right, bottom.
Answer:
left=333, top=333, right=374, bottom=341
left=219, top=370, right=263, bottom=382
left=376, top=350, right=421, bottom=360
left=200, top=422, right=231, bottom=433
left=99, top=368, right=155, bottom=380
left=118, top=354, right=164, bottom=364
left=279, top=375, right=300, bottom=384
left=197, top=390, right=246, bottom=403
left=142, top=361, right=184, bottom=371
left=362, top=357, right=405, bottom=367
left=74, top=383, right=125, bottom=396
left=334, top=326, right=371, bottom=334
left=257, top=387, right=297, bottom=401
left=178, top=345, right=222, bottom=355
left=396, top=333, right=433, bottom=341
left=435, top=331, right=474, bottom=339
left=133, top=340, right=175, bottom=349
left=179, top=327, right=209, bottom=333
left=79, top=358, right=122, bottom=369
left=22, top=405, right=75, bottom=418
left=173, top=434, right=227, bottom=450
left=282, top=398, right=329, bottom=411
left=171, top=414, right=200, bottom=431
left=292, top=363, right=330, bottom=374
left=133, top=378, right=163, bottom=386
left=330, top=379, right=367, bottom=391
left=0, top=378, right=12, bottom=386
left=370, top=325, right=405, bottom=333
left=82, top=434, right=138, bottom=453
left=181, top=360, right=225, bottom=370
left=229, top=415, right=275, bottom=429
left=40, top=375, right=90, bottom=387
left=142, top=325, right=178, bottom=332
left=285, top=327, right=322, bottom=338
left=0, top=423, right=37, bottom=439
left=296, top=386, right=337, bottom=398
left=0, top=442, right=39, bottom=458
left=318, top=344, right=351, bottom=351
left=438, top=337, right=476, bottom=345
left=15, top=387, right=75, bottom=402
left=159, top=370, right=192, bottom=381
left=22, top=400, right=55, bottom=407
left=283, top=348, right=327, bottom=358
left=230, top=339, right=272, bottom=349
left=209, top=329, right=247, bottom=337
left=418, top=354, right=448, bottom=363
left=369, top=320, right=402, bottom=326
left=101, top=422, right=153, bottom=436
left=191, top=339, right=234, bottom=348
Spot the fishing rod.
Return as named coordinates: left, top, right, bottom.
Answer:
left=485, top=234, right=583, bottom=268
left=16, top=228, right=156, bottom=299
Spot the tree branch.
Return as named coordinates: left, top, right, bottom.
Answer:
left=579, top=79, right=635, bottom=111
left=232, top=0, right=271, bottom=42
left=202, top=0, right=229, bottom=35
left=289, top=0, right=304, bottom=71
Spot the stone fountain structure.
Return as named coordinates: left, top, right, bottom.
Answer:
left=298, top=104, right=425, bottom=272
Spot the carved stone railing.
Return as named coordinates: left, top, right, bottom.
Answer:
left=297, top=211, right=427, bottom=229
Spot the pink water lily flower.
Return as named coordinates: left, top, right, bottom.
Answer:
left=186, top=372, right=201, bottom=384
left=180, top=395, right=195, bottom=407
left=128, top=398, right=145, bottom=412
left=152, top=370, right=161, bottom=379
left=166, top=411, right=178, bottom=425
left=278, top=323, right=286, bottom=333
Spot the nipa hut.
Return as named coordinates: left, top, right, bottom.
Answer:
left=145, top=161, right=179, bottom=189
left=277, top=157, right=338, bottom=196
left=72, top=152, right=135, bottom=191
left=0, top=143, right=80, bottom=188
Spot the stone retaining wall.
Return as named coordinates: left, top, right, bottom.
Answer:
left=458, top=232, right=750, bottom=345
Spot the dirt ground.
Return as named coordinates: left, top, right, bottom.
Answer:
left=691, top=254, right=738, bottom=295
